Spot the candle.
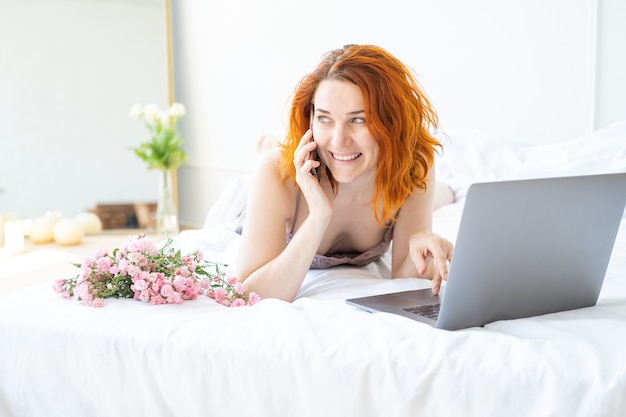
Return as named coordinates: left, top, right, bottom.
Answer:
left=53, top=218, right=84, bottom=245
left=75, top=212, right=102, bottom=234
left=29, top=215, right=56, bottom=243
left=4, top=220, right=25, bottom=254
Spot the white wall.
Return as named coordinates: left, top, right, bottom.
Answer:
left=2, top=0, right=624, bottom=228
left=171, top=0, right=626, bottom=227
left=596, top=0, right=626, bottom=128
left=0, top=0, right=167, bottom=220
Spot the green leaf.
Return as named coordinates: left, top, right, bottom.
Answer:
left=132, top=127, right=187, bottom=170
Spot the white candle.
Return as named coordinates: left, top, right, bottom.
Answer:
left=53, top=218, right=84, bottom=246
left=29, top=215, right=56, bottom=244
left=4, top=220, right=25, bottom=254
left=75, top=212, right=102, bottom=234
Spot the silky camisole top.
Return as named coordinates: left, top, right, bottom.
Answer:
left=286, top=193, right=394, bottom=269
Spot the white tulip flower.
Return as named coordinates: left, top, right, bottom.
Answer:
left=143, top=103, right=160, bottom=123
left=129, top=103, right=144, bottom=119
left=160, top=112, right=171, bottom=128
left=168, top=102, right=186, bottom=118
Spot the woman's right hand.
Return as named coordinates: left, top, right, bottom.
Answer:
left=293, top=129, right=334, bottom=220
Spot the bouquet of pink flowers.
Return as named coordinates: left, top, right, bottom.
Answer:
left=53, top=233, right=261, bottom=308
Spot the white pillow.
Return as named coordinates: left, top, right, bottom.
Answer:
left=436, top=121, right=626, bottom=202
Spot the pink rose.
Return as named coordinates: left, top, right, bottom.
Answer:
left=151, top=280, right=162, bottom=293
left=173, top=276, right=187, bottom=292
left=95, top=256, right=113, bottom=273
left=231, top=298, right=245, bottom=307
left=248, top=292, right=261, bottom=306
left=77, top=269, right=90, bottom=283
left=52, top=279, right=65, bottom=293
left=213, top=287, right=227, bottom=303
left=126, top=264, right=139, bottom=278
left=139, top=290, right=151, bottom=302
left=117, top=259, right=129, bottom=275
left=146, top=272, right=160, bottom=283
left=90, top=298, right=104, bottom=308
left=167, top=292, right=183, bottom=304
left=234, top=282, right=246, bottom=295
left=133, top=279, right=148, bottom=291
left=75, top=282, right=89, bottom=300
left=151, top=295, right=166, bottom=305
left=175, top=267, right=190, bottom=278
left=160, top=283, right=174, bottom=297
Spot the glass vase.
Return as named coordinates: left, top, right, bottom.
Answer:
left=156, top=169, right=179, bottom=236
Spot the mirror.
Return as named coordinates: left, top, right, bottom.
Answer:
left=0, top=0, right=168, bottom=226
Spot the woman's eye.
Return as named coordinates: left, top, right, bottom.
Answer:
left=317, top=116, right=331, bottom=123
left=352, top=117, right=366, bottom=125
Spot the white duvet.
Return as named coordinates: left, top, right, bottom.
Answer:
left=1, top=123, right=626, bottom=417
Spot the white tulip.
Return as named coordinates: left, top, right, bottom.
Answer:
left=143, top=103, right=160, bottom=123
left=160, top=112, right=171, bottom=128
left=129, top=103, right=144, bottom=119
left=168, top=102, right=186, bottom=118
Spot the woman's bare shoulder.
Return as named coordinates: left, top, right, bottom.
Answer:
left=248, top=148, right=297, bottom=210
left=251, top=148, right=283, bottom=180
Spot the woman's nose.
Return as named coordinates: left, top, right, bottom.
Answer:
left=330, top=124, right=351, bottom=148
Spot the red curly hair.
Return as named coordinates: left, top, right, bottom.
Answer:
left=280, top=44, right=440, bottom=225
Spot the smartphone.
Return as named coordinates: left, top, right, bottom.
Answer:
left=311, top=149, right=320, bottom=181
left=310, top=108, right=320, bottom=181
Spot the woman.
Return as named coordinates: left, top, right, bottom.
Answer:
left=237, top=44, right=454, bottom=302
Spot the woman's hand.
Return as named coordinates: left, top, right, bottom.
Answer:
left=409, top=231, right=454, bottom=295
left=293, top=129, right=333, bottom=220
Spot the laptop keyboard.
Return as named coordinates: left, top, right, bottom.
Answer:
left=402, top=303, right=441, bottom=320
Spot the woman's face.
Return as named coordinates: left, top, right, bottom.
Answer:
left=311, top=79, right=379, bottom=185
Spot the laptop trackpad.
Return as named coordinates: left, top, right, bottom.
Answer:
left=347, top=287, right=445, bottom=319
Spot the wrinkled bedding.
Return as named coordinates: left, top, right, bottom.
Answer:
left=1, top=123, right=626, bottom=417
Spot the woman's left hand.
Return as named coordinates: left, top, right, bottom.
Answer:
left=409, top=231, right=454, bottom=295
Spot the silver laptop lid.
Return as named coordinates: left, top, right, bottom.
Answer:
left=437, top=172, right=626, bottom=330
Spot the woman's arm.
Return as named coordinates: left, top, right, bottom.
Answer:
left=236, top=146, right=332, bottom=302
left=391, top=169, right=454, bottom=294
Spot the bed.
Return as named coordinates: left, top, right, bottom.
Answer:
left=1, top=122, right=626, bottom=417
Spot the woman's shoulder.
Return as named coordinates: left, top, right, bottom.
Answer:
left=245, top=147, right=299, bottom=228
left=250, top=148, right=298, bottom=198
left=253, top=147, right=283, bottom=174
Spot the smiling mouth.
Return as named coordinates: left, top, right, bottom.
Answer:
left=331, top=152, right=362, bottom=161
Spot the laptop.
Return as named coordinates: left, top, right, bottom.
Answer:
left=346, top=172, right=626, bottom=330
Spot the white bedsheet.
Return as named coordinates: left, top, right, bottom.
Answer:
left=2, top=124, right=626, bottom=416
left=1, top=203, right=625, bottom=416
